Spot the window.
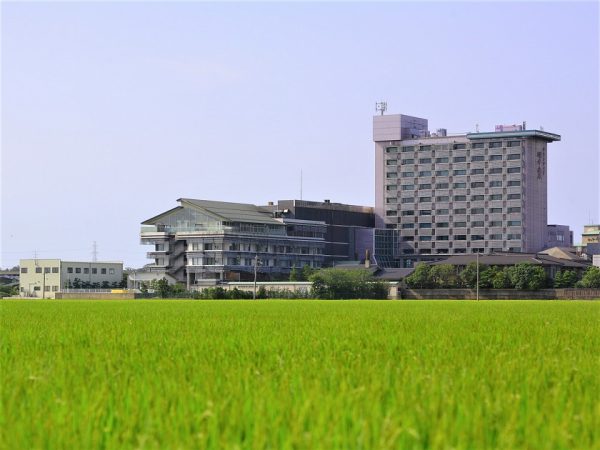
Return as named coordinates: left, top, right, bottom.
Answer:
left=472, top=221, right=484, bottom=227
left=44, top=267, right=51, bottom=274
left=507, top=154, right=521, bottom=160
left=419, top=210, right=431, bottom=216
left=472, top=143, right=485, bottom=149
left=401, top=146, right=414, bottom=152
left=109, top=268, right=115, bottom=275
left=418, top=223, right=432, bottom=229
left=418, top=170, right=432, bottom=177
left=436, top=222, right=449, bottom=228
left=509, top=247, right=522, bottom=252
left=507, top=167, right=521, bottom=174
left=402, top=158, right=414, bottom=164
left=401, top=211, right=414, bottom=216
left=419, top=158, right=432, bottom=164
left=453, top=143, right=466, bottom=149
left=402, top=236, right=414, bottom=241
left=472, top=235, right=484, bottom=241
left=401, top=171, right=414, bottom=177
left=507, top=180, right=521, bottom=187
left=436, top=195, right=449, bottom=201
left=386, top=159, right=397, bottom=166
left=420, top=145, right=432, bottom=151
left=508, top=207, right=521, bottom=213
left=436, top=182, right=449, bottom=189
left=436, top=170, right=449, bottom=176
left=507, top=141, right=521, bottom=147
left=490, top=208, right=503, bottom=213
left=471, top=155, right=485, bottom=162
left=101, top=268, right=107, bottom=274
left=52, top=286, right=59, bottom=292
left=401, top=198, right=413, bottom=204
left=386, top=210, right=397, bottom=216
left=386, top=172, right=398, bottom=179
left=403, top=249, right=415, bottom=255
left=489, top=168, right=502, bottom=174
left=75, top=268, right=81, bottom=274
left=84, top=268, right=89, bottom=274
left=508, top=194, right=521, bottom=200
left=507, top=220, right=522, bottom=226
left=419, top=236, right=432, bottom=241
left=453, top=182, right=466, bottom=188
left=52, top=267, right=59, bottom=273
left=471, top=208, right=484, bottom=214
left=507, top=234, right=522, bottom=240
left=386, top=198, right=397, bottom=204
left=455, top=235, right=467, bottom=240
left=454, top=208, right=467, bottom=214
left=401, top=223, right=414, bottom=229
left=386, top=185, right=397, bottom=191
left=471, top=168, right=484, bottom=175
left=36, top=267, right=42, bottom=274
left=490, top=221, right=502, bottom=227
left=92, top=268, right=97, bottom=274
left=471, top=195, right=484, bottom=201
left=67, top=267, right=73, bottom=274
left=436, top=157, right=449, bottom=163
left=44, top=286, right=51, bottom=292
left=386, top=147, right=398, bottom=154
left=437, top=235, right=449, bottom=241
left=418, top=183, right=432, bottom=189
left=453, top=156, right=467, bottom=163
left=454, top=169, right=467, bottom=176
left=437, top=249, right=449, bottom=254
left=455, top=248, right=467, bottom=254
left=401, top=185, right=415, bottom=191
left=489, top=180, right=502, bottom=187
left=454, top=195, right=467, bottom=201
left=436, top=209, right=449, bottom=215
left=419, top=196, right=432, bottom=203
left=489, top=194, right=502, bottom=201
left=471, top=182, right=484, bottom=188
left=489, top=155, right=502, bottom=161
left=21, top=267, right=28, bottom=274
left=454, top=221, right=467, bottom=227
left=489, top=142, right=502, bottom=148
left=33, top=286, right=41, bottom=291
left=489, top=234, right=502, bottom=240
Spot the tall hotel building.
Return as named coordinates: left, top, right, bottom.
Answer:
left=374, top=113, right=560, bottom=267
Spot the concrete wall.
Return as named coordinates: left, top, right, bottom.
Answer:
left=55, top=292, right=137, bottom=299
left=400, top=288, right=600, bottom=300
left=523, top=139, right=548, bottom=252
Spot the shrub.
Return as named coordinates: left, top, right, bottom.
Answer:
left=405, top=263, right=432, bottom=289
left=507, top=263, right=547, bottom=290
left=309, top=269, right=388, bottom=299
left=579, top=266, right=600, bottom=288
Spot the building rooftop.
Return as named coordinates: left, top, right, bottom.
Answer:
left=466, top=130, right=561, bottom=142
left=178, top=198, right=282, bottom=225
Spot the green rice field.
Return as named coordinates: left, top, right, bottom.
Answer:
left=1, top=300, right=599, bottom=449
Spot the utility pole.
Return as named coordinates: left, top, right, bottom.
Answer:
left=253, top=254, right=259, bottom=300
left=476, top=252, right=480, bottom=301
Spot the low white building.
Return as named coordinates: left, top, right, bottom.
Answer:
left=19, top=259, right=123, bottom=298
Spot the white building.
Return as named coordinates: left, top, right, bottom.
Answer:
left=19, top=259, right=123, bottom=298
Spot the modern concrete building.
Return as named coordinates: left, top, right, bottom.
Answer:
left=374, top=113, right=561, bottom=267
left=580, top=224, right=600, bottom=257
left=19, top=259, right=123, bottom=298
left=546, top=224, right=573, bottom=248
left=261, top=199, right=375, bottom=266
left=140, top=199, right=326, bottom=287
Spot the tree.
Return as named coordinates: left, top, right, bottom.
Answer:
left=507, top=263, right=547, bottom=290
left=561, top=270, right=579, bottom=288
left=553, top=270, right=565, bottom=288
left=155, top=278, right=171, bottom=298
left=429, top=264, right=458, bottom=288
left=301, top=265, right=316, bottom=282
left=580, top=266, right=600, bottom=288
left=479, top=266, right=499, bottom=289
left=459, top=263, right=479, bottom=289
left=289, top=265, right=299, bottom=282
left=492, top=268, right=513, bottom=289
left=405, top=263, right=432, bottom=289
left=309, top=269, right=388, bottom=299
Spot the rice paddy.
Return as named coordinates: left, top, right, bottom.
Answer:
left=1, top=300, right=598, bottom=449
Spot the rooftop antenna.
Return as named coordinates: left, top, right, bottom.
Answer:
left=375, top=101, right=387, bottom=116
left=92, top=241, right=98, bottom=262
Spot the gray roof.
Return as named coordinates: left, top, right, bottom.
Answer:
left=430, top=253, right=589, bottom=269
left=375, top=268, right=415, bottom=280
left=179, top=198, right=282, bottom=225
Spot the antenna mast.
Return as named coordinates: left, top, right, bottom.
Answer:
left=375, top=101, right=387, bottom=116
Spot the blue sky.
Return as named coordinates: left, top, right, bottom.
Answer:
left=1, top=2, right=598, bottom=268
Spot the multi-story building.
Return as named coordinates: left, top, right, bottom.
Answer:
left=140, top=198, right=326, bottom=287
left=261, top=199, right=375, bottom=265
left=374, top=113, right=560, bottom=267
left=19, top=259, right=123, bottom=298
left=581, top=224, right=600, bottom=257
left=546, top=224, right=573, bottom=248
